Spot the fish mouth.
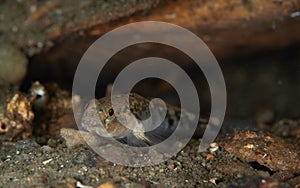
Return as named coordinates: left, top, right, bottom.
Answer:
left=106, top=124, right=131, bottom=139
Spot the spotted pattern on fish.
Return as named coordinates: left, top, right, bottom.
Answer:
left=81, top=93, right=207, bottom=146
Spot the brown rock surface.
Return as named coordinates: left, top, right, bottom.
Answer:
left=0, top=0, right=299, bottom=57
left=221, top=130, right=300, bottom=173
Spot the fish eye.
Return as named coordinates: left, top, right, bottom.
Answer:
left=108, top=108, right=114, bottom=116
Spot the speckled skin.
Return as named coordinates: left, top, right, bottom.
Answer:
left=81, top=93, right=207, bottom=146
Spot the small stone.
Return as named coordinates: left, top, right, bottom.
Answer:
left=40, top=145, right=53, bottom=153
left=60, top=128, right=101, bottom=149
left=209, top=142, right=219, bottom=153
left=206, top=153, right=214, bottom=160
left=168, top=164, right=175, bottom=170
left=76, top=181, right=93, bottom=188
left=0, top=43, right=28, bottom=84
left=42, top=158, right=53, bottom=165
left=97, top=181, right=117, bottom=188
left=73, top=152, right=88, bottom=165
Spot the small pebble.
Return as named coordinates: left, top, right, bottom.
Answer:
left=42, top=158, right=53, bottom=165
left=40, top=145, right=53, bottom=153
left=209, top=142, right=219, bottom=153
left=0, top=43, right=28, bottom=84
left=73, top=152, right=88, bottom=165
left=76, top=181, right=93, bottom=188
left=97, top=181, right=117, bottom=188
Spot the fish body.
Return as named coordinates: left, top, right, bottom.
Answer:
left=81, top=93, right=207, bottom=146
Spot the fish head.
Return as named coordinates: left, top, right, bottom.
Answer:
left=81, top=97, right=130, bottom=139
